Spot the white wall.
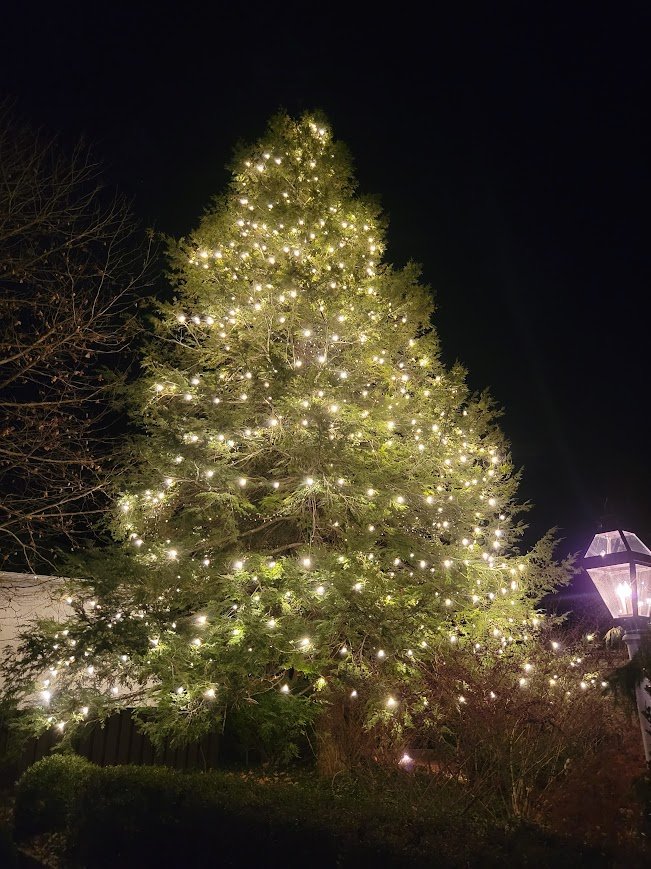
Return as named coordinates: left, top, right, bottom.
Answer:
left=0, top=572, right=70, bottom=689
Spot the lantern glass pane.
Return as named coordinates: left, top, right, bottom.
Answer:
left=586, top=564, right=634, bottom=618
left=637, top=565, right=651, bottom=618
left=623, top=532, right=651, bottom=556
left=585, top=531, right=627, bottom=557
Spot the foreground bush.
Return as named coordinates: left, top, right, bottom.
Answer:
left=13, top=756, right=620, bottom=867
left=14, top=753, right=93, bottom=840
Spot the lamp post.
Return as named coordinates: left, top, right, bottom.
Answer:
left=582, top=529, right=651, bottom=765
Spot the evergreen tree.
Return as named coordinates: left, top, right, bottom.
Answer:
left=6, top=114, right=571, bottom=763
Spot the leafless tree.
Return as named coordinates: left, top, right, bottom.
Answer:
left=0, top=105, right=152, bottom=570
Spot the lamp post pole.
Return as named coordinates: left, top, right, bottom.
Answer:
left=621, top=624, right=651, bottom=766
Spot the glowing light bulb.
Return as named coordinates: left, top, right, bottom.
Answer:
left=615, top=582, right=632, bottom=613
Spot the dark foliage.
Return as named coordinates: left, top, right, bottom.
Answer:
left=13, top=755, right=623, bottom=868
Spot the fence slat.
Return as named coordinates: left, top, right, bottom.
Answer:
left=1, top=712, right=221, bottom=776
left=102, top=713, right=120, bottom=766
left=116, top=710, right=132, bottom=765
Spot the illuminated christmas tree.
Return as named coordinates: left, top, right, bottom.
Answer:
left=7, top=114, right=572, bottom=764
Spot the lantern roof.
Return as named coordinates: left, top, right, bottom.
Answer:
left=583, top=529, right=651, bottom=569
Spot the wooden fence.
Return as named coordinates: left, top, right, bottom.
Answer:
left=0, top=710, right=220, bottom=782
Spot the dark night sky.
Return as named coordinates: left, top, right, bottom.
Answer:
left=2, top=3, right=650, bottom=562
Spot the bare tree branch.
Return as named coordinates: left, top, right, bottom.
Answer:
left=0, top=104, right=153, bottom=571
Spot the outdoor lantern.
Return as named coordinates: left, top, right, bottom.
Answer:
left=582, top=529, right=651, bottom=622
left=582, top=529, right=651, bottom=766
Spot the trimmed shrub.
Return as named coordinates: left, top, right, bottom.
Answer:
left=14, top=753, right=93, bottom=840
left=13, top=756, right=624, bottom=867
left=70, top=765, right=342, bottom=867
left=17, top=759, right=472, bottom=866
